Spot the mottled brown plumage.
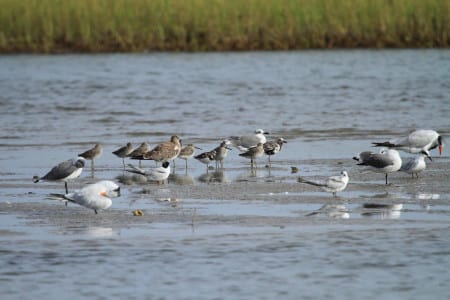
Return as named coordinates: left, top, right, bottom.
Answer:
left=239, top=143, right=264, bottom=168
left=142, top=136, right=182, bottom=163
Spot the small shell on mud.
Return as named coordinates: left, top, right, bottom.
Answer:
left=132, top=209, right=144, bottom=216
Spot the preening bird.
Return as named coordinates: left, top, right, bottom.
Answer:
left=48, top=180, right=120, bottom=214
left=372, top=129, right=444, bottom=156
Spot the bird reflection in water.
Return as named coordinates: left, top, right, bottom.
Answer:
left=361, top=203, right=403, bottom=219
left=305, top=204, right=350, bottom=219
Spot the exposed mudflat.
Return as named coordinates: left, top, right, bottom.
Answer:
left=1, top=51, right=449, bottom=300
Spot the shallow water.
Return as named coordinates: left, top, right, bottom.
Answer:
left=1, top=50, right=450, bottom=299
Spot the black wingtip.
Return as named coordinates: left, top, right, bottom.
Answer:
left=372, top=142, right=395, bottom=148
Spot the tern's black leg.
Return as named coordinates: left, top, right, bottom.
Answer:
left=385, top=174, right=388, bottom=185
left=94, top=210, right=98, bottom=214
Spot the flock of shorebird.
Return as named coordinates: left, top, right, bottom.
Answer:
left=32, top=129, right=444, bottom=214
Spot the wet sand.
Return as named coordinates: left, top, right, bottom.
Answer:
left=2, top=157, right=449, bottom=232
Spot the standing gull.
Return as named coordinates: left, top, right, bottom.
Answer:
left=112, top=142, right=134, bottom=169
left=228, top=129, right=269, bottom=151
left=48, top=180, right=120, bottom=214
left=264, top=137, right=287, bottom=167
left=399, top=152, right=431, bottom=178
left=78, top=143, right=103, bottom=175
left=298, top=171, right=349, bottom=197
left=33, top=157, right=85, bottom=193
left=372, top=129, right=444, bottom=156
left=239, top=143, right=264, bottom=169
left=353, top=149, right=402, bottom=184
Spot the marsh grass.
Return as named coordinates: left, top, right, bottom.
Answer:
left=0, top=0, right=449, bottom=53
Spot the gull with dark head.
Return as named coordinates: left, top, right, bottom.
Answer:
left=298, top=171, right=349, bottom=197
left=48, top=180, right=120, bottom=214
left=228, top=129, right=269, bottom=151
left=399, top=151, right=431, bottom=178
left=372, top=129, right=444, bottom=156
left=353, top=149, right=402, bottom=184
left=33, top=157, right=85, bottom=194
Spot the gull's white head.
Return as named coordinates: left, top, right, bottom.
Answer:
left=96, top=180, right=121, bottom=198
left=339, top=171, right=349, bottom=187
left=380, top=148, right=399, bottom=156
left=255, top=129, right=269, bottom=135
